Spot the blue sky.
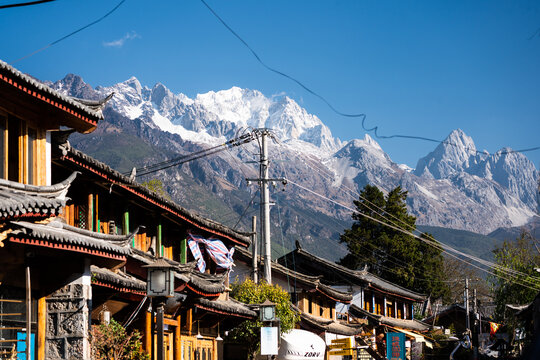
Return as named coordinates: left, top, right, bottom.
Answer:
left=2, top=0, right=539, bottom=168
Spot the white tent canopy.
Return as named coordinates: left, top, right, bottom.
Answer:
left=278, top=329, right=326, bottom=360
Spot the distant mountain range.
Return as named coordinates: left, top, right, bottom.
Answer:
left=49, top=74, right=539, bottom=260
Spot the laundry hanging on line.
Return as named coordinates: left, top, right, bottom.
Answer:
left=187, top=233, right=235, bottom=273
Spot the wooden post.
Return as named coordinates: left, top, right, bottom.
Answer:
left=157, top=223, right=162, bottom=257
left=174, top=315, right=181, bottom=360
left=95, top=193, right=99, bottom=232
left=64, top=205, right=70, bottom=224
left=145, top=308, right=152, bottom=355
left=68, top=204, right=75, bottom=226
left=25, top=266, right=31, bottom=360
left=124, top=208, right=130, bottom=241
left=37, top=295, right=46, bottom=360
left=186, top=309, right=193, bottom=336
left=88, top=194, right=93, bottom=231
left=180, top=237, right=187, bottom=264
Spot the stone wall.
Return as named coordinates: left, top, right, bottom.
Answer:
left=45, top=282, right=91, bottom=360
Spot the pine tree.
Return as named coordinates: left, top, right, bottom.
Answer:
left=339, top=184, right=450, bottom=300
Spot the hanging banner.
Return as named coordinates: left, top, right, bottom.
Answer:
left=261, top=327, right=279, bottom=355
left=386, top=332, right=405, bottom=360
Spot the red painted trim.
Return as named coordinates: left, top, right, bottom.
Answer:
left=61, top=155, right=249, bottom=247
left=92, top=280, right=146, bottom=296
left=185, top=283, right=221, bottom=297
left=194, top=303, right=255, bottom=319
left=0, top=213, right=55, bottom=220
left=0, top=72, right=97, bottom=125
left=9, top=236, right=126, bottom=261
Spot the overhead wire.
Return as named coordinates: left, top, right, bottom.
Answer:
left=286, top=178, right=540, bottom=291
left=11, top=0, right=127, bottom=64
left=134, top=133, right=255, bottom=177
left=199, top=0, right=539, bottom=156
left=0, top=0, right=55, bottom=10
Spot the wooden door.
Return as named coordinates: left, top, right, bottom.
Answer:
left=181, top=338, right=194, bottom=360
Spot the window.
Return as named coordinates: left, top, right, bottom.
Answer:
left=1, top=116, right=40, bottom=184
left=27, top=127, right=37, bottom=184
left=7, top=116, right=20, bottom=182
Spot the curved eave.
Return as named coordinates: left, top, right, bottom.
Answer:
left=9, top=236, right=127, bottom=261
left=0, top=61, right=102, bottom=132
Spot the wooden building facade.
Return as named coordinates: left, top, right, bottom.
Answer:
left=0, top=60, right=256, bottom=360
left=278, top=243, right=431, bottom=359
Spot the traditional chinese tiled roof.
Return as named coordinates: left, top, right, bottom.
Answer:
left=9, top=219, right=132, bottom=260
left=299, top=311, right=364, bottom=336
left=91, top=265, right=146, bottom=295
left=193, top=297, right=257, bottom=319
left=0, top=60, right=108, bottom=130
left=234, top=247, right=353, bottom=303
left=55, top=143, right=252, bottom=247
left=0, top=172, right=77, bottom=220
left=278, top=247, right=426, bottom=302
left=128, top=248, right=227, bottom=297
left=349, top=304, right=430, bottom=332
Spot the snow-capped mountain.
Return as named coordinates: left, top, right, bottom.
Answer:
left=51, top=75, right=539, bottom=248
left=95, top=78, right=341, bottom=154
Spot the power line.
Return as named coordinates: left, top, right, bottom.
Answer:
left=10, top=0, right=127, bottom=64
left=286, top=178, right=540, bottom=291
left=0, top=0, right=55, bottom=10
left=134, top=133, right=255, bottom=177
left=199, top=0, right=539, bottom=156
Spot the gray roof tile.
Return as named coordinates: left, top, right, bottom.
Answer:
left=0, top=173, right=77, bottom=219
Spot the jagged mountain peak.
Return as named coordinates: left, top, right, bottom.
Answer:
left=414, top=129, right=477, bottom=179
left=53, top=73, right=538, bottom=235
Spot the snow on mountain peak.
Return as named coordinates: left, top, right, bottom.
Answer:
left=414, top=129, right=477, bottom=179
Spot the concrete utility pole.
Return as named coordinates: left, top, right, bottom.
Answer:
left=252, top=215, right=258, bottom=284
left=245, top=129, right=286, bottom=285
left=465, top=278, right=470, bottom=331
left=260, top=131, right=272, bottom=284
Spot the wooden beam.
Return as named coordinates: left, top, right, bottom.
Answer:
left=95, top=193, right=99, bottom=233
left=186, top=309, right=193, bottom=336
left=25, top=266, right=31, bottom=360
left=175, top=315, right=181, bottom=360
left=88, top=194, right=93, bottom=231
left=37, top=295, right=46, bottom=360
left=145, top=309, right=152, bottom=354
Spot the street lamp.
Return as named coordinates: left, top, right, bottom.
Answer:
left=143, top=258, right=176, bottom=360
left=260, top=299, right=276, bottom=322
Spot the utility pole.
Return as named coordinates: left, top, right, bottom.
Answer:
left=260, top=131, right=272, bottom=284
left=465, top=278, right=470, bottom=332
left=252, top=215, right=258, bottom=284
left=473, top=288, right=478, bottom=360
left=245, top=129, right=286, bottom=285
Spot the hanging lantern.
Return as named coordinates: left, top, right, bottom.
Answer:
left=143, top=258, right=175, bottom=297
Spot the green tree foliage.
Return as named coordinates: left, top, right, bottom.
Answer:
left=91, top=318, right=149, bottom=360
left=489, top=231, right=540, bottom=321
left=141, top=179, right=170, bottom=200
left=339, top=184, right=450, bottom=301
left=229, top=279, right=299, bottom=357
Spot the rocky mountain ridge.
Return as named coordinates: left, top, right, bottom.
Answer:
left=50, top=74, right=539, bottom=258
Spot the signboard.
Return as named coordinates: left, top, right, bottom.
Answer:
left=386, top=333, right=405, bottom=360
left=329, top=337, right=353, bottom=356
left=261, top=327, right=279, bottom=355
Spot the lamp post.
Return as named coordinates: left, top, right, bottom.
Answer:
left=259, top=300, right=278, bottom=359
left=143, top=258, right=175, bottom=360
